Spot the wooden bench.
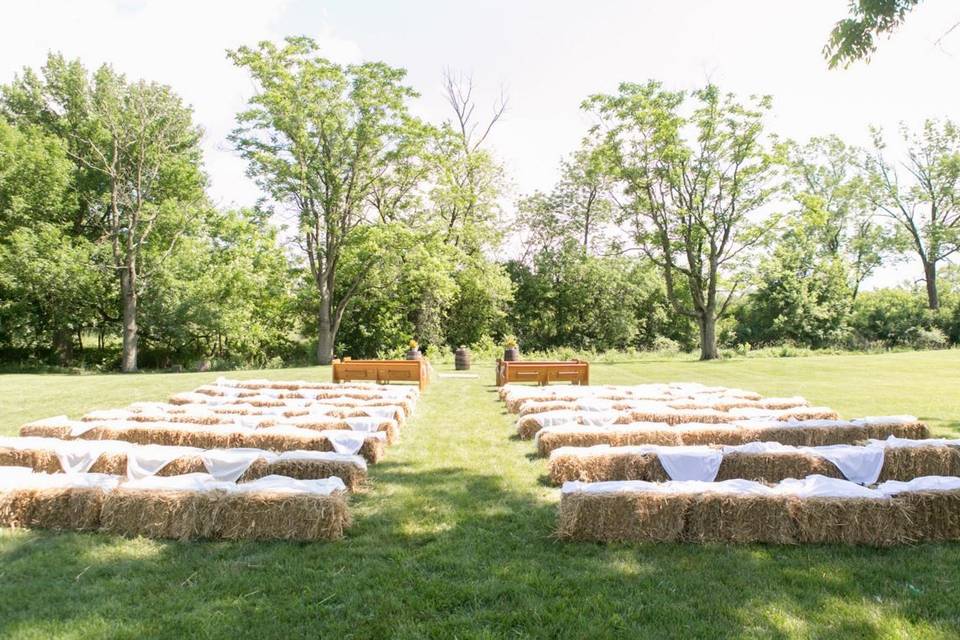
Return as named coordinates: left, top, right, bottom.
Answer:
left=332, top=358, right=430, bottom=391
left=495, top=360, right=590, bottom=387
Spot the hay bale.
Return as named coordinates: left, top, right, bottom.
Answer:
left=27, top=487, right=106, bottom=531
left=216, top=492, right=351, bottom=541
left=19, top=424, right=72, bottom=439
left=716, top=452, right=842, bottom=483
left=517, top=401, right=576, bottom=417
left=896, top=490, right=960, bottom=541
left=0, top=489, right=35, bottom=527
left=290, top=419, right=398, bottom=444
left=678, top=425, right=753, bottom=446
left=548, top=451, right=667, bottom=484
left=787, top=497, right=914, bottom=546
left=100, top=489, right=222, bottom=541
left=243, top=432, right=384, bottom=464
left=684, top=494, right=795, bottom=544
left=862, top=421, right=930, bottom=441
left=154, top=455, right=206, bottom=476
left=241, top=459, right=366, bottom=491
left=517, top=417, right=548, bottom=440
left=556, top=492, right=691, bottom=542
left=0, top=447, right=36, bottom=469
left=536, top=428, right=682, bottom=457
left=877, top=446, right=960, bottom=482
left=742, top=424, right=871, bottom=447
left=88, top=453, right=128, bottom=475
left=629, top=409, right=734, bottom=426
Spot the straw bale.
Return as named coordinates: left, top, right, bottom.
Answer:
left=216, top=492, right=351, bottom=541
left=89, top=453, right=127, bottom=475
left=0, top=447, right=35, bottom=469
left=862, top=421, right=930, bottom=441
left=240, top=459, right=366, bottom=491
left=678, top=426, right=754, bottom=446
left=556, top=492, right=691, bottom=542
left=291, top=418, right=398, bottom=444
left=548, top=452, right=667, bottom=484
left=876, top=446, right=960, bottom=482
left=536, top=429, right=683, bottom=457
left=154, top=455, right=206, bottom=476
left=684, top=494, right=796, bottom=544
left=128, top=413, right=223, bottom=426
left=517, top=417, right=550, bottom=440
left=715, top=452, right=842, bottom=483
left=517, top=401, right=576, bottom=416
left=0, top=489, right=35, bottom=527
left=243, top=431, right=384, bottom=463
left=19, top=424, right=72, bottom=439
left=27, top=487, right=106, bottom=531
left=628, top=409, right=734, bottom=426
left=896, top=490, right=960, bottom=541
left=787, top=497, right=914, bottom=546
left=100, top=489, right=222, bottom=540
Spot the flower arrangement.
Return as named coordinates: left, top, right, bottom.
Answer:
left=504, top=336, right=518, bottom=349
left=408, top=339, right=419, bottom=350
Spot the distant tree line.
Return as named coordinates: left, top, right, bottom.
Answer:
left=1, top=40, right=958, bottom=371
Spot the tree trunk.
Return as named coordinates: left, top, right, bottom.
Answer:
left=317, top=297, right=335, bottom=365
left=53, top=327, right=74, bottom=366
left=120, top=269, right=139, bottom=372
left=923, top=260, right=939, bottom=310
left=697, top=314, right=719, bottom=361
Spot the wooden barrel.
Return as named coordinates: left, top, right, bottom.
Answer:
left=454, top=346, right=471, bottom=370
left=405, top=348, right=422, bottom=360
left=503, top=347, right=520, bottom=362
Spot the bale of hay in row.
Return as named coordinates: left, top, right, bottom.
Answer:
left=517, top=407, right=841, bottom=439
left=190, top=386, right=416, bottom=415
left=556, top=476, right=937, bottom=546
left=1, top=472, right=352, bottom=541
left=501, top=384, right=763, bottom=412
left=535, top=419, right=930, bottom=457
left=19, top=419, right=386, bottom=463
left=0, top=440, right=368, bottom=490
left=100, top=489, right=350, bottom=541
left=0, top=471, right=120, bottom=532
left=516, top=396, right=809, bottom=417
left=548, top=440, right=960, bottom=485
left=214, top=377, right=419, bottom=398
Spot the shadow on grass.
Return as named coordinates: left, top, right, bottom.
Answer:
left=2, top=461, right=960, bottom=639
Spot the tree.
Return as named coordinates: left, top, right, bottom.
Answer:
left=865, top=120, right=960, bottom=309
left=737, top=228, right=854, bottom=348
left=2, top=55, right=205, bottom=371
left=517, top=140, right=616, bottom=259
left=585, top=82, right=780, bottom=360
left=229, top=37, right=428, bottom=364
left=138, top=208, right=296, bottom=368
left=430, top=70, right=507, bottom=253
left=785, top=135, right=892, bottom=297
left=824, top=0, right=924, bottom=68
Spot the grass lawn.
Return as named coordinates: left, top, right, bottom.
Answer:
left=1, top=349, right=959, bottom=639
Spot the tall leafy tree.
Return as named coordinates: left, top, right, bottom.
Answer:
left=517, top=140, right=616, bottom=259
left=865, top=120, right=960, bottom=309
left=229, top=37, right=428, bottom=364
left=2, top=55, right=205, bottom=371
left=586, top=82, right=780, bottom=360
left=785, top=135, right=892, bottom=297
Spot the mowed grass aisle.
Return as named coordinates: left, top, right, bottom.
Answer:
left=1, top=350, right=959, bottom=639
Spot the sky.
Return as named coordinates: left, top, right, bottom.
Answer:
left=2, top=0, right=959, bottom=285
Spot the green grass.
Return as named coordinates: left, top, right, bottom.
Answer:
left=1, top=350, right=960, bottom=639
